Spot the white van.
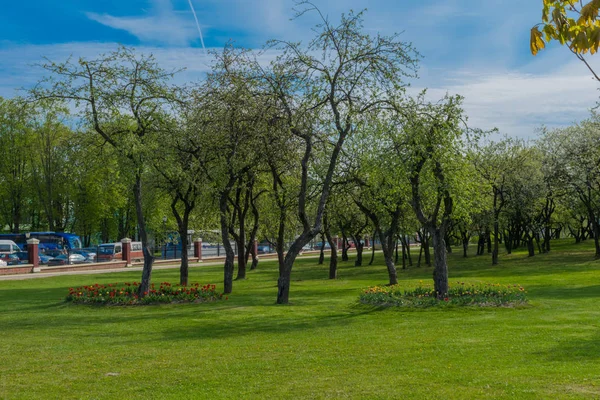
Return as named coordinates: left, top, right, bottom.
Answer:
left=0, top=240, right=20, bottom=253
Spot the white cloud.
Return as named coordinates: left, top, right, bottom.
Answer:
left=86, top=0, right=198, bottom=46
left=414, top=57, right=600, bottom=138
left=0, top=42, right=281, bottom=97
left=1, top=39, right=599, bottom=140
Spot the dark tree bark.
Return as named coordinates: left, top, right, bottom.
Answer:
left=409, top=151, right=454, bottom=298
left=135, top=172, right=154, bottom=297
left=431, top=229, right=449, bottom=296
left=460, top=228, right=470, bottom=258
left=525, top=231, right=535, bottom=257
left=247, top=182, right=262, bottom=271
left=401, top=238, right=407, bottom=270
left=219, top=177, right=236, bottom=294
left=318, top=232, right=326, bottom=265
left=401, top=235, right=413, bottom=266
left=354, top=239, right=364, bottom=266
left=171, top=197, right=194, bottom=286
left=369, top=233, right=376, bottom=266
left=350, top=232, right=365, bottom=267
left=324, top=213, right=337, bottom=280
left=341, top=234, right=350, bottom=262
left=355, top=201, right=399, bottom=285
left=423, top=232, right=431, bottom=266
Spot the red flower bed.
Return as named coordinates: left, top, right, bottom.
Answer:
left=66, top=281, right=225, bottom=305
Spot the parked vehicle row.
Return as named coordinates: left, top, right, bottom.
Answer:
left=0, top=239, right=145, bottom=267
left=97, top=242, right=143, bottom=262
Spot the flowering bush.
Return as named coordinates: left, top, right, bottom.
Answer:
left=66, top=281, right=226, bottom=305
left=359, top=281, right=527, bottom=308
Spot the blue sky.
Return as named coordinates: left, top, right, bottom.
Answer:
left=1, top=0, right=598, bottom=137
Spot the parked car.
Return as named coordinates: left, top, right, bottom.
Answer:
left=314, top=242, right=331, bottom=250
left=15, top=251, right=30, bottom=262
left=15, top=251, right=52, bottom=265
left=47, top=253, right=87, bottom=266
left=0, top=252, right=21, bottom=265
left=43, top=249, right=65, bottom=258
left=39, top=254, right=52, bottom=265
left=72, top=249, right=96, bottom=263
left=0, top=240, right=20, bottom=253
left=97, top=242, right=143, bottom=262
left=257, top=245, right=271, bottom=254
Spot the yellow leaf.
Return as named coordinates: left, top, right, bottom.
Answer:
left=530, top=27, right=546, bottom=55
left=578, top=2, right=599, bottom=25
left=589, top=26, right=600, bottom=53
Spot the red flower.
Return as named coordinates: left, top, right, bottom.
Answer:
left=444, top=297, right=449, bottom=302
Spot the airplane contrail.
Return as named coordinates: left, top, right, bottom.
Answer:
left=187, top=0, right=206, bottom=54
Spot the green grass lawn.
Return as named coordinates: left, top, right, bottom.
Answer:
left=1, top=240, right=599, bottom=399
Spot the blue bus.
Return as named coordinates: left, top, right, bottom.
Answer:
left=0, top=232, right=82, bottom=252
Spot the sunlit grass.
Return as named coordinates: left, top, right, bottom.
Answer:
left=0, top=239, right=599, bottom=399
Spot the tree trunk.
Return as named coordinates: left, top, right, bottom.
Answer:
left=592, top=214, right=600, bottom=258
left=379, top=229, right=398, bottom=285
left=492, top=219, right=499, bottom=265
left=505, top=230, right=513, bottom=255
left=235, top=234, right=247, bottom=280
left=369, top=237, right=375, bottom=266
left=341, top=235, right=349, bottom=262
left=276, top=261, right=292, bottom=305
left=325, top=226, right=337, bottom=280
left=401, top=238, right=407, bottom=270
left=134, top=172, right=154, bottom=297
left=318, top=233, right=325, bottom=265
left=423, top=233, right=431, bottom=266
left=179, top=224, right=189, bottom=286
left=354, top=239, right=363, bottom=266
left=250, top=244, right=258, bottom=270
left=431, top=229, right=449, bottom=298
left=220, top=189, right=235, bottom=294
left=445, top=231, right=453, bottom=253
left=404, top=236, right=413, bottom=266
left=525, top=232, right=535, bottom=257
left=276, top=236, right=315, bottom=304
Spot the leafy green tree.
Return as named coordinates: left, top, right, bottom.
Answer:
left=0, top=97, right=34, bottom=233
left=32, top=46, right=183, bottom=296
left=29, top=103, right=74, bottom=232
left=473, top=137, right=529, bottom=264
left=539, top=115, right=600, bottom=257
left=259, top=3, right=419, bottom=304
left=200, top=47, right=266, bottom=293
left=153, top=104, right=211, bottom=285
left=389, top=94, right=481, bottom=297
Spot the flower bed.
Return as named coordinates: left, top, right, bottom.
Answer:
left=66, top=281, right=226, bottom=305
left=359, top=281, right=527, bottom=308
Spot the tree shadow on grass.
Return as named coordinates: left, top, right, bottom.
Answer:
left=541, top=335, right=600, bottom=362
left=0, top=284, right=374, bottom=338
left=147, top=307, right=379, bottom=343
left=526, top=285, right=600, bottom=300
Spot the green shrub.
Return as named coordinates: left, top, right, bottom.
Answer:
left=359, top=281, right=527, bottom=308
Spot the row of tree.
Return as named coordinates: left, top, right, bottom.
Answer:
left=2, top=4, right=600, bottom=303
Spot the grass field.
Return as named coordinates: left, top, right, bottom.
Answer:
left=1, top=239, right=599, bottom=399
